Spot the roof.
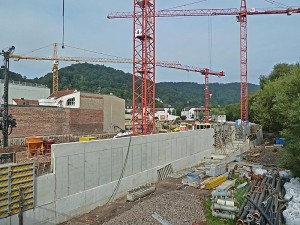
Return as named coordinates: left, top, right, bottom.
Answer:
left=183, top=106, right=205, bottom=111
left=194, top=107, right=205, bottom=111
left=12, top=98, right=39, bottom=105
left=155, top=108, right=165, bottom=112
left=48, top=89, right=76, bottom=98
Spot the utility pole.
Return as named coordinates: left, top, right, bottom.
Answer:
left=1, top=46, right=15, bottom=147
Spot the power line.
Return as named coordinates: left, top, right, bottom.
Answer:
left=19, top=44, right=53, bottom=55
left=159, top=0, right=207, bottom=11
left=62, top=44, right=129, bottom=59
left=264, top=0, right=289, bottom=8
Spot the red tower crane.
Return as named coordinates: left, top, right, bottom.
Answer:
left=108, top=1, right=300, bottom=125
left=132, top=0, right=156, bottom=135
left=10, top=50, right=224, bottom=131
left=157, top=63, right=225, bottom=123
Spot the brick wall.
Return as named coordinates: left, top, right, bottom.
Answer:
left=69, top=109, right=103, bottom=135
left=9, top=106, right=104, bottom=138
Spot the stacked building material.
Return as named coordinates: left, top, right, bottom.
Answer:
left=211, top=191, right=239, bottom=220
left=203, top=175, right=227, bottom=189
left=237, top=171, right=290, bottom=225
left=206, top=163, right=227, bottom=177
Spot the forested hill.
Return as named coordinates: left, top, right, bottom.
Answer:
left=1, top=63, right=259, bottom=107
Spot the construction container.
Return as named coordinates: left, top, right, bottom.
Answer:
left=25, top=136, right=43, bottom=157
left=43, top=139, right=55, bottom=154
left=79, top=136, right=96, bottom=142
left=203, top=175, right=227, bottom=189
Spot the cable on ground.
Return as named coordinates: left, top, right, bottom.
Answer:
left=107, top=135, right=132, bottom=203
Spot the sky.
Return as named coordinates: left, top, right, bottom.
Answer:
left=0, top=0, right=299, bottom=85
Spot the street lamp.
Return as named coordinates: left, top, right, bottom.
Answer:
left=1, top=46, right=16, bottom=147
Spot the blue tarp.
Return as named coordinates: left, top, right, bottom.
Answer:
left=275, top=137, right=287, bottom=145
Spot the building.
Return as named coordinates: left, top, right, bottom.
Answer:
left=181, top=106, right=206, bottom=120
left=9, top=90, right=125, bottom=137
left=212, top=114, right=226, bottom=123
left=0, top=79, right=50, bottom=104
left=155, top=108, right=178, bottom=121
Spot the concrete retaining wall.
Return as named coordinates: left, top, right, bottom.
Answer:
left=0, top=129, right=214, bottom=225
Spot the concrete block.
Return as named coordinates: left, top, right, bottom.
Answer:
left=141, top=144, right=148, bottom=171
left=99, top=149, right=112, bottom=185
left=85, top=182, right=113, bottom=206
left=131, top=135, right=147, bottom=145
left=123, top=146, right=133, bottom=177
left=117, top=176, right=133, bottom=194
left=84, top=139, right=112, bottom=153
left=181, top=137, right=188, bottom=157
left=52, top=142, right=85, bottom=158
left=111, top=148, right=123, bottom=181
left=146, top=133, right=156, bottom=143
left=165, top=140, right=172, bottom=163
left=55, top=156, right=69, bottom=199
left=171, top=139, right=177, bottom=161
left=36, top=174, right=55, bottom=206
left=55, top=192, right=85, bottom=221
left=23, top=202, right=56, bottom=225
left=146, top=143, right=152, bottom=170
left=84, top=151, right=100, bottom=190
left=0, top=217, right=8, bottom=225
left=146, top=168, right=158, bottom=183
left=151, top=142, right=159, bottom=167
left=7, top=214, right=18, bottom=225
left=132, top=145, right=142, bottom=174
left=111, top=137, right=130, bottom=149
left=158, top=141, right=166, bottom=165
left=68, top=154, right=85, bottom=195
left=176, top=137, right=182, bottom=159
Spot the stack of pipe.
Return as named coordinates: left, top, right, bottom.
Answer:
left=211, top=191, right=238, bottom=220
left=237, top=171, right=291, bottom=225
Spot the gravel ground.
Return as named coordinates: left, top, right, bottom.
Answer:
left=102, top=190, right=206, bottom=225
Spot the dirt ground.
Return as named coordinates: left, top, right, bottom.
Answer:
left=243, top=145, right=283, bottom=166
left=60, top=178, right=211, bottom=225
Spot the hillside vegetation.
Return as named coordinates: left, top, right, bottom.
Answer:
left=250, top=63, right=300, bottom=176
left=1, top=63, right=259, bottom=110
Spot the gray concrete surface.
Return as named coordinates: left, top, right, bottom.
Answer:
left=1, top=129, right=214, bottom=225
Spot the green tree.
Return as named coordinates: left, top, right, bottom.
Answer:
left=250, top=63, right=300, bottom=176
left=224, top=103, right=240, bottom=121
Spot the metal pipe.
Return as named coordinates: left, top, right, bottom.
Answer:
left=246, top=213, right=254, bottom=222
left=274, top=204, right=286, bottom=225
left=244, top=195, right=274, bottom=225
left=212, top=210, right=235, bottom=220
left=237, top=219, right=245, bottom=225
left=213, top=203, right=239, bottom=212
left=253, top=210, right=261, bottom=220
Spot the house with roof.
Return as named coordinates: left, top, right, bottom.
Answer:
left=181, top=106, right=206, bottom=120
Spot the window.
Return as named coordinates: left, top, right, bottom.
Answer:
left=66, top=97, right=75, bottom=106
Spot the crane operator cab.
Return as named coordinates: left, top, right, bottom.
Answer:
left=137, top=0, right=154, bottom=7
left=135, top=29, right=142, bottom=38
left=135, top=28, right=152, bottom=40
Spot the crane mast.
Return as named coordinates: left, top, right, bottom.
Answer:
left=52, top=43, right=59, bottom=94
left=132, top=0, right=156, bottom=135
left=108, top=1, right=300, bottom=124
left=240, top=0, right=248, bottom=123
left=10, top=51, right=224, bottom=127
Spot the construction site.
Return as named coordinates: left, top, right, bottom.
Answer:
left=0, top=0, right=300, bottom=225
